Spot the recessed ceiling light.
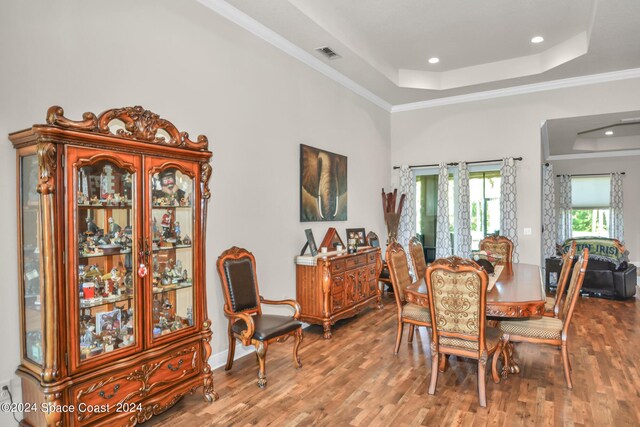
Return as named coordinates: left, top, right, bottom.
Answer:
left=531, top=36, right=544, bottom=44
left=605, top=130, right=614, bottom=136
left=428, top=57, right=440, bottom=64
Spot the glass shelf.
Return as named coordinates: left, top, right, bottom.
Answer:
left=78, top=204, right=132, bottom=209
left=152, top=282, right=193, bottom=295
left=79, top=248, right=132, bottom=258
left=153, top=245, right=192, bottom=253
left=152, top=205, right=192, bottom=209
left=79, top=293, right=134, bottom=309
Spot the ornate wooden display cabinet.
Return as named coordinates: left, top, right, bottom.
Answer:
left=10, top=106, right=217, bottom=427
left=295, top=247, right=382, bottom=339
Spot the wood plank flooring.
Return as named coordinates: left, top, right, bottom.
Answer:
left=148, top=291, right=640, bottom=426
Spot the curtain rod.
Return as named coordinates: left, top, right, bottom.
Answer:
left=556, top=172, right=626, bottom=177
left=393, top=157, right=522, bottom=170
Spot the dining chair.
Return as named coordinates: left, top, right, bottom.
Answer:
left=425, top=256, right=503, bottom=407
left=498, top=248, right=589, bottom=389
left=408, top=236, right=428, bottom=281
left=386, top=242, right=431, bottom=354
left=367, top=231, right=393, bottom=293
left=544, top=241, right=576, bottom=318
left=216, top=247, right=303, bottom=388
left=479, top=235, right=514, bottom=263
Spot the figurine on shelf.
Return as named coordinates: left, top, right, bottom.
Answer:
left=105, top=194, right=114, bottom=205
left=174, top=221, right=181, bottom=238
left=180, top=196, right=190, bottom=207
left=171, top=319, right=183, bottom=331
left=161, top=210, right=172, bottom=237
left=182, top=235, right=192, bottom=246
left=90, top=196, right=101, bottom=206
left=158, top=316, right=169, bottom=330
left=85, top=217, right=99, bottom=235
left=186, top=306, right=193, bottom=326
left=108, top=217, right=121, bottom=238
left=81, top=326, right=95, bottom=346
left=113, top=193, right=121, bottom=205
left=77, top=191, right=88, bottom=205
left=155, top=168, right=185, bottom=206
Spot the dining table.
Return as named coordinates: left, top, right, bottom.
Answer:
left=404, top=262, right=546, bottom=377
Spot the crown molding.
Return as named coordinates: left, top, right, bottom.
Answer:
left=392, top=68, right=640, bottom=112
left=547, top=148, right=640, bottom=161
left=197, top=0, right=392, bottom=112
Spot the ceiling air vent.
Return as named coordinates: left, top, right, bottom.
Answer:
left=315, top=46, right=341, bottom=60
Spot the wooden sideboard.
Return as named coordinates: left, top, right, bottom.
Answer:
left=295, top=247, right=382, bottom=338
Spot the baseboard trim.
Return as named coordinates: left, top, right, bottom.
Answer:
left=211, top=345, right=254, bottom=370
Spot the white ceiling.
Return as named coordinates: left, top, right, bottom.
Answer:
left=544, top=111, right=640, bottom=158
left=199, top=0, right=640, bottom=108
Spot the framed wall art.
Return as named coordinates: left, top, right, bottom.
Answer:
left=300, top=144, right=347, bottom=222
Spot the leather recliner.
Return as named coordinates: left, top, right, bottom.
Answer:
left=578, top=258, right=637, bottom=299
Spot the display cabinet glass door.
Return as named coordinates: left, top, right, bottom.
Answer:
left=147, top=161, right=197, bottom=343
left=69, top=149, right=142, bottom=370
left=20, top=152, right=43, bottom=366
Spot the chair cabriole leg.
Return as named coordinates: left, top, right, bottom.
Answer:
left=561, top=341, right=573, bottom=389
left=394, top=321, right=404, bottom=354
left=225, top=323, right=235, bottom=371
left=255, top=340, right=268, bottom=389
left=293, top=328, right=303, bottom=368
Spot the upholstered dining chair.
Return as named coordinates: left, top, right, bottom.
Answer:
left=386, top=242, right=431, bottom=354
left=408, top=236, right=428, bottom=281
left=216, top=247, right=303, bottom=389
left=479, top=235, right=514, bottom=263
left=544, top=241, right=576, bottom=318
left=498, top=248, right=589, bottom=389
left=367, top=231, right=392, bottom=293
left=425, top=256, right=503, bottom=407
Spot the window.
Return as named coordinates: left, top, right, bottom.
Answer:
left=415, top=167, right=501, bottom=257
left=469, top=171, right=501, bottom=249
left=571, top=176, right=610, bottom=238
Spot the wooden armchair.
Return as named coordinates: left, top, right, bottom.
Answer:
left=367, top=231, right=392, bottom=292
left=216, top=247, right=303, bottom=388
left=425, top=256, right=503, bottom=407
left=479, top=235, right=514, bottom=263
left=498, top=249, right=589, bottom=389
left=408, top=236, right=427, bottom=281
left=544, top=241, right=576, bottom=318
left=386, top=242, right=431, bottom=354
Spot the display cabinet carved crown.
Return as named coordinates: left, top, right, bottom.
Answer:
left=9, top=105, right=216, bottom=427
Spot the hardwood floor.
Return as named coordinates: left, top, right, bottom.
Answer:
left=148, top=291, right=640, bottom=426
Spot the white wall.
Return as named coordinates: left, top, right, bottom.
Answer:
left=0, top=0, right=390, bottom=403
left=552, top=156, right=640, bottom=262
left=391, top=78, right=640, bottom=265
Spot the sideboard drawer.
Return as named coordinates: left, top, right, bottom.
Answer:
left=366, top=252, right=376, bottom=264
left=331, top=259, right=346, bottom=273
left=345, top=254, right=365, bottom=269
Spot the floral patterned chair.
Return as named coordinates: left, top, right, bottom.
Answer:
left=498, top=249, right=589, bottom=389
left=425, top=256, right=504, bottom=407
left=386, top=242, right=431, bottom=354
left=479, top=235, right=514, bottom=264
left=408, top=236, right=428, bottom=282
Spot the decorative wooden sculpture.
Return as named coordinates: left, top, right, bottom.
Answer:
left=381, top=188, right=405, bottom=242
left=10, top=105, right=216, bottom=427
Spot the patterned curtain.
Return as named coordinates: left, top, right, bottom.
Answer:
left=436, top=163, right=451, bottom=258
left=609, top=172, right=624, bottom=242
left=455, top=162, right=472, bottom=258
left=542, top=164, right=557, bottom=258
left=557, top=175, right=572, bottom=244
left=500, top=157, right=519, bottom=262
left=397, top=166, right=416, bottom=277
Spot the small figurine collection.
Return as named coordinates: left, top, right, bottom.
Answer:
left=79, top=305, right=135, bottom=360
left=79, top=216, right=132, bottom=257
left=79, top=263, right=133, bottom=307
left=152, top=297, right=193, bottom=337
left=77, top=191, right=131, bottom=207
left=152, top=169, right=191, bottom=207
left=152, top=211, right=191, bottom=249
